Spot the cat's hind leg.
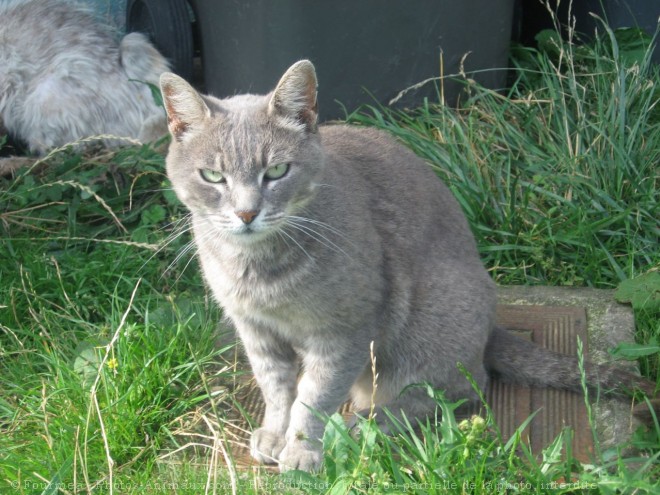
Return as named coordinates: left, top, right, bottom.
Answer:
left=350, top=362, right=487, bottom=435
left=352, top=389, right=454, bottom=435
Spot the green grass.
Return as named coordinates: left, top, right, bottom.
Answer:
left=1, top=21, right=659, bottom=495
left=349, top=30, right=659, bottom=289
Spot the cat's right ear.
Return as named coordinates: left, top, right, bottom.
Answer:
left=159, top=73, right=210, bottom=142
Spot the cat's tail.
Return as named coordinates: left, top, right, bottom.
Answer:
left=484, top=326, right=658, bottom=421
left=119, top=32, right=171, bottom=84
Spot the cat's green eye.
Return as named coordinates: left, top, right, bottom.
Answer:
left=200, top=168, right=226, bottom=184
left=264, top=163, right=290, bottom=181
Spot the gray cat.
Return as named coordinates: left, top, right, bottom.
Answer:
left=0, top=0, right=169, bottom=154
left=160, top=61, right=656, bottom=472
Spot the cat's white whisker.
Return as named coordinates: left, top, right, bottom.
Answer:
left=276, top=229, right=315, bottom=263
left=138, top=213, right=195, bottom=274
left=176, top=244, right=201, bottom=282
left=287, top=215, right=355, bottom=246
left=160, top=216, right=221, bottom=282
left=284, top=218, right=352, bottom=260
left=165, top=238, right=198, bottom=278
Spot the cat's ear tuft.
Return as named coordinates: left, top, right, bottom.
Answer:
left=160, top=72, right=210, bottom=142
left=269, top=60, right=318, bottom=132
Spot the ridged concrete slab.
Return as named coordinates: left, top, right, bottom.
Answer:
left=491, top=304, right=592, bottom=460
left=497, top=286, right=642, bottom=458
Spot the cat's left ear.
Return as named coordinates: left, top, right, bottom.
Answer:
left=160, top=72, right=211, bottom=142
left=268, top=60, right=318, bottom=132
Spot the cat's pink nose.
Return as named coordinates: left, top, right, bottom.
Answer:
left=236, top=210, right=259, bottom=224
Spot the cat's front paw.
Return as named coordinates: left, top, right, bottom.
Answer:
left=250, top=427, right=286, bottom=464
left=278, top=442, right=323, bottom=472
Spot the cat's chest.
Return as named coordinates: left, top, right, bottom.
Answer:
left=202, top=254, right=277, bottom=300
left=199, top=250, right=321, bottom=334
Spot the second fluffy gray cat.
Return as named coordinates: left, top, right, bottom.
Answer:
left=0, top=0, right=168, bottom=154
left=160, top=61, right=655, bottom=472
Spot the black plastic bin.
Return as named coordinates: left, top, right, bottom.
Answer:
left=188, top=0, right=515, bottom=120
